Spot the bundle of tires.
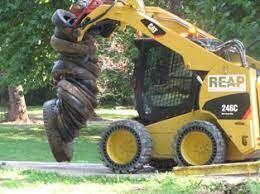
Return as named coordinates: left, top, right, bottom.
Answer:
left=43, top=9, right=101, bottom=162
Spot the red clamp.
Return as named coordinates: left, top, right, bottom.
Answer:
left=70, top=0, right=104, bottom=27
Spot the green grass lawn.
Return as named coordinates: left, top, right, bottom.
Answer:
left=0, top=107, right=260, bottom=193
left=95, top=108, right=138, bottom=120
left=0, top=168, right=259, bottom=194
left=0, top=107, right=137, bottom=162
left=25, top=106, right=138, bottom=121
left=0, top=122, right=107, bottom=162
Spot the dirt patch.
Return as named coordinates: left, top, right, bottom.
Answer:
left=197, top=175, right=259, bottom=194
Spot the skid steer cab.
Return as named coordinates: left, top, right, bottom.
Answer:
left=45, top=0, right=260, bottom=174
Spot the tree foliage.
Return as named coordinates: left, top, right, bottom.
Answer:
left=0, top=0, right=71, bottom=91
left=183, top=0, right=259, bottom=58
left=0, top=0, right=259, bottom=106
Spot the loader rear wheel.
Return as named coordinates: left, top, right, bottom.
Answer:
left=173, top=120, right=226, bottom=166
left=99, top=120, right=152, bottom=173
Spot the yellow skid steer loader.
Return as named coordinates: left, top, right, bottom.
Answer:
left=44, top=0, right=260, bottom=175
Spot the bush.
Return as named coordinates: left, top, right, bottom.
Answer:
left=97, top=69, right=134, bottom=107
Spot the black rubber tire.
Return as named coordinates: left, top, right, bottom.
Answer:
left=173, top=120, right=227, bottom=166
left=43, top=99, right=73, bottom=162
left=149, top=159, right=177, bottom=172
left=58, top=80, right=96, bottom=109
left=57, top=53, right=98, bottom=68
left=99, top=120, right=152, bottom=173
left=59, top=100, right=86, bottom=131
left=78, top=61, right=101, bottom=77
left=51, top=35, right=94, bottom=55
left=58, top=55, right=88, bottom=65
left=56, top=86, right=91, bottom=120
left=52, top=60, right=97, bottom=81
left=52, top=9, right=76, bottom=29
left=77, top=79, right=99, bottom=95
left=52, top=9, right=78, bottom=42
left=44, top=16, right=99, bottom=162
left=54, top=27, right=78, bottom=42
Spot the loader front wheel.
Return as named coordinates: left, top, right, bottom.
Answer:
left=99, top=120, right=152, bottom=173
left=173, top=121, right=226, bottom=166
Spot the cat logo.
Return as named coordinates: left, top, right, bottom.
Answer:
left=141, top=19, right=166, bottom=36
left=147, top=23, right=159, bottom=34
left=208, top=75, right=246, bottom=92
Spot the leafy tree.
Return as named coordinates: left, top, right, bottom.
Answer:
left=0, top=0, right=71, bottom=121
left=145, top=0, right=259, bottom=58
left=182, top=0, right=259, bottom=58
left=0, top=0, right=258, bottom=110
left=0, top=0, right=71, bottom=91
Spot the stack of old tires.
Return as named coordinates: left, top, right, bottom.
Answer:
left=43, top=9, right=100, bottom=162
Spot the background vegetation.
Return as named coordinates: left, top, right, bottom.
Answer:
left=0, top=0, right=259, bottom=107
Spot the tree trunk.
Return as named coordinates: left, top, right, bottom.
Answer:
left=7, top=85, right=29, bottom=122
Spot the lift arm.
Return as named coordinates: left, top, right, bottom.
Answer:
left=74, top=0, right=236, bottom=72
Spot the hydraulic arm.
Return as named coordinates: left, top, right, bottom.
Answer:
left=74, top=0, right=253, bottom=71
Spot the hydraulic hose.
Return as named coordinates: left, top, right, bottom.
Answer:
left=208, top=39, right=249, bottom=68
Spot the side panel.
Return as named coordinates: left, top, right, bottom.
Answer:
left=203, top=93, right=250, bottom=120
left=146, top=67, right=259, bottom=161
left=199, top=65, right=260, bottom=159
left=146, top=111, right=214, bottom=158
